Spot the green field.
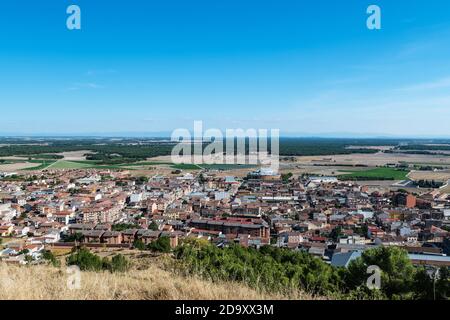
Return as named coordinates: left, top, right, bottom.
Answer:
left=122, top=161, right=172, bottom=166
left=49, top=160, right=129, bottom=170
left=16, top=158, right=257, bottom=172
left=46, top=160, right=93, bottom=169
left=338, top=167, right=409, bottom=181
left=171, top=163, right=203, bottom=170
left=116, top=162, right=258, bottom=171
left=22, top=160, right=57, bottom=171
left=199, top=164, right=258, bottom=170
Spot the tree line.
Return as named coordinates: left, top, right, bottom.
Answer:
left=173, top=240, right=449, bottom=300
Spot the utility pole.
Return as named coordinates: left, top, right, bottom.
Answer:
left=433, top=268, right=440, bottom=300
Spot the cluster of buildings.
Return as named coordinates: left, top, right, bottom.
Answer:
left=1, top=167, right=449, bottom=269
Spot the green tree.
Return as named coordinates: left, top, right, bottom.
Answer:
left=330, top=226, right=343, bottom=242
left=66, top=248, right=104, bottom=271
left=112, top=223, right=139, bottom=232
left=42, top=250, right=60, bottom=267
left=19, top=249, right=30, bottom=255
left=344, top=285, right=387, bottom=300
left=413, top=267, right=434, bottom=299
left=133, top=239, right=146, bottom=251
left=281, top=172, right=293, bottom=183
left=136, top=176, right=148, bottom=185
left=109, top=254, right=130, bottom=273
left=65, top=232, right=84, bottom=242
left=174, top=241, right=343, bottom=296
left=435, top=267, right=450, bottom=300
left=345, top=246, right=415, bottom=299
left=413, top=266, right=450, bottom=300
left=148, top=221, right=159, bottom=231
left=147, top=236, right=171, bottom=253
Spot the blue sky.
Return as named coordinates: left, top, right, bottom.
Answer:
left=1, top=0, right=450, bottom=137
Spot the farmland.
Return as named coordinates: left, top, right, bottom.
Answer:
left=46, top=160, right=93, bottom=170
left=22, top=160, right=57, bottom=171
left=0, top=161, right=39, bottom=171
left=0, top=137, right=401, bottom=165
left=338, top=168, right=410, bottom=181
left=407, top=170, right=450, bottom=182
left=2, top=138, right=450, bottom=179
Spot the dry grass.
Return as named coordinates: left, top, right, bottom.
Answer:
left=0, top=162, right=38, bottom=171
left=0, top=263, right=313, bottom=300
left=292, top=153, right=450, bottom=167
left=408, top=170, right=450, bottom=182
left=58, top=150, right=93, bottom=161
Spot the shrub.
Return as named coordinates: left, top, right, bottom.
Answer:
left=133, top=239, right=146, bottom=251
left=110, top=254, right=130, bottom=273
left=64, top=232, right=84, bottom=242
left=148, top=221, right=159, bottom=231
left=112, top=223, right=140, bottom=232
left=66, top=248, right=130, bottom=273
left=147, top=236, right=171, bottom=253
left=42, top=250, right=60, bottom=267
left=66, top=248, right=103, bottom=271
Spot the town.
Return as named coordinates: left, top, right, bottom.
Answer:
left=1, top=164, right=449, bottom=271
left=2, top=0, right=450, bottom=309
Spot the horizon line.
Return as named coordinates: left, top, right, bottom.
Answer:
left=1, top=133, right=450, bottom=140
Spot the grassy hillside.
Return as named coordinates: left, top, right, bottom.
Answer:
left=0, top=262, right=313, bottom=300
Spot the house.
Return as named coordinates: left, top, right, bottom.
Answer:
left=408, top=254, right=450, bottom=267
left=1, top=254, right=27, bottom=265
left=0, top=247, right=18, bottom=258
left=161, top=231, right=180, bottom=248
left=54, top=211, right=74, bottom=225
left=137, top=230, right=161, bottom=245
left=307, top=244, right=326, bottom=258
left=68, top=223, right=94, bottom=234
left=339, top=235, right=365, bottom=245
left=0, top=225, right=13, bottom=237
left=0, top=203, right=17, bottom=222
left=443, top=209, right=450, bottom=221
left=94, top=223, right=112, bottom=231
left=129, top=193, right=143, bottom=205
left=82, top=230, right=104, bottom=243
left=368, top=226, right=384, bottom=238
left=309, top=176, right=338, bottom=184
left=122, top=229, right=138, bottom=243
left=101, top=231, right=123, bottom=244
left=189, top=217, right=270, bottom=239
left=13, top=226, right=30, bottom=237
left=277, top=231, right=304, bottom=246
left=331, top=251, right=362, bottom=268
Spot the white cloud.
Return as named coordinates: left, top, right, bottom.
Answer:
left=397, top=77, right=450, bottom=92
left=64, top=82, right=105, bottom=91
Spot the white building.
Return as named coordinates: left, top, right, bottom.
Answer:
left=0, top=203, right=17, bottom=222
left=308, top=176, right=338, bottom=184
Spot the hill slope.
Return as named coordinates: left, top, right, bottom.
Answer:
left=0, top=263, right=313, bottom=300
